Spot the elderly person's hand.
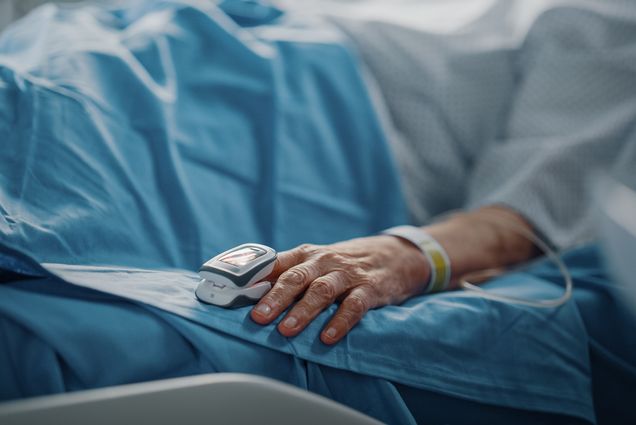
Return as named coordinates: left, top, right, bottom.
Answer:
left=250, top=206, right=537, bottom=344
left=250, top=235, right=430, bottom=344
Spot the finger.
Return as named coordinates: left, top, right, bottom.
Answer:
left=251, top=259, right=325, bottom=324
left=265, top=244, right=316, bottom=281
left=320, top=286, right=376, bottom=345
left=277, top=272, right=347, bottom=337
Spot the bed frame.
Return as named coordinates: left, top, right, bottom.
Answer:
left=0, top=373, right=382, bottom=425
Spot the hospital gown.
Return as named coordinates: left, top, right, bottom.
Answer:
left=0, top=1, right=635, bottom=424
left=283, top=0, right=636, bottom=248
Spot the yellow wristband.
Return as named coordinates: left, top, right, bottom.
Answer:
left=382, top=225, right=451, bottom=293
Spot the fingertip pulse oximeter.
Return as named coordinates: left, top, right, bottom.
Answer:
left=195, top=243, right=277, bottom=308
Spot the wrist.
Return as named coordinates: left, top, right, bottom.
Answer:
left=385, top=235, right=431, bottom=287
left=381, top=226, right=449, bottom=293
left=473, top=206, right=539, bottom=261
left=425, top=206, right=538, bottom=281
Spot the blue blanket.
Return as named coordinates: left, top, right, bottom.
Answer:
left=0, top=0, right=407, bottom=268
left=1, top=1, right=634, bottom=424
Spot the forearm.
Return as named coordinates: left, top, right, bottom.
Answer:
left=422, top=206, right=539, bottom=287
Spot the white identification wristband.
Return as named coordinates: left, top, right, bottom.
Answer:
left=382, top=225, right=451, bottom=293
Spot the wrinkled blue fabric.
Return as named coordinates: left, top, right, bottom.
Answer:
left=0, top=1, right=632, bottom=424
left=4, top=246, right=633, bottom=424
left=0, top=277, right=417, bottom=424
left=0, top=0, right=406, bottom=268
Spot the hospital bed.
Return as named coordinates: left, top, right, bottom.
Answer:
left=0, top=373, right=381, bottom=425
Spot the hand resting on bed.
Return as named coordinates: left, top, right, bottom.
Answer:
left=251, top=206, right=537, bottom=344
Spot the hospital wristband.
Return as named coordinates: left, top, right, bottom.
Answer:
left=382, top=225, right=451, bottom=293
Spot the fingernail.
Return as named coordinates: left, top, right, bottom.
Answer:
left=255, top=303, right=271, bottom=316
left=324, top=327, right=337, bottom=339
left=282, top=316, right=298, bottom=329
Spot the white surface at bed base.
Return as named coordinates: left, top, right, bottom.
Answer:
left=0, top=373, right=383, bottom=425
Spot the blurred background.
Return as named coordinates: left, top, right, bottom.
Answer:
left=0, top=0, right=80, bottom=31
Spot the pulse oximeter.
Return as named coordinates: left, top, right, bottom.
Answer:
left=195, top=243, right=277, bottom=308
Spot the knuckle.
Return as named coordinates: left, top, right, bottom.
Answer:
left=345, top=295, right=369, bottom=315
left=316, top=250, right=339, bottom=263
left=299, top=294, right=324, bottom=312
left=281, top=267, right=310, bottom=287
left=344, top=266, right=371, bottom=284
left=310, top=279, right=337, bottom=302
left=297, top=243, right=317, bottom=256
left=361, top=276, right=381, bottom=294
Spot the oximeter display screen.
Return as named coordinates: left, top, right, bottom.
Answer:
left=219, top=246, right=266, bottom=267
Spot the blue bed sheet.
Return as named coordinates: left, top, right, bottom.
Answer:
left=0, top=1, right=634, bottom=424
left=0, top=0, right=407, bottom=268
left=4, top=245, right=636, bottom=424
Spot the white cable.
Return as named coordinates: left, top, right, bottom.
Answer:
left=459, top=216, right=573, bottom=308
